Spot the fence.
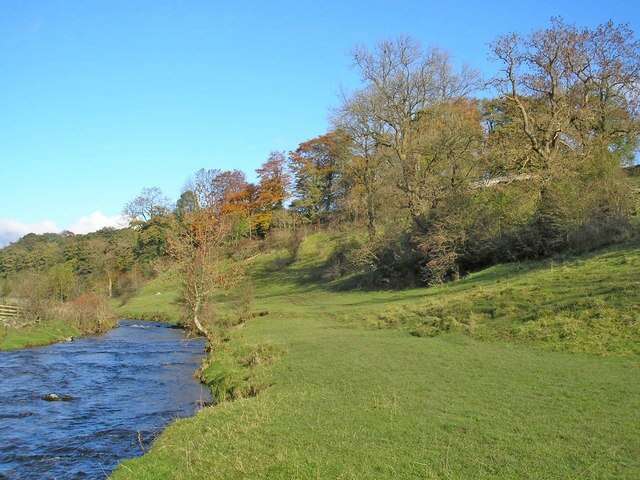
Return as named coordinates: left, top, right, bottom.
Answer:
left=0, top=304, right=20, bottom=325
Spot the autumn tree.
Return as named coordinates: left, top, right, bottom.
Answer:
left=254, top=151, right=291, bottom=233
left=401, top=100, right=484, bottom=224
left=490, top=18, right=640, bottom=181
left=490, top=18, right=640, bottom=252
left=223, top=183, right=259, bottom=241
left=193, top=168, right=249, bottom=213
left=334, top=92, right=388, bottom=237
left=289, top=131, right=351, bottom=222
left=481, top=97, right=534, bottom=175
left=171, top=209, right=242, bottom=339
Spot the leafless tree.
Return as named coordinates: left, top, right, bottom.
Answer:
left=122, top=186, right=171, bottom=224
left=490, top=18, right=640, bottom=175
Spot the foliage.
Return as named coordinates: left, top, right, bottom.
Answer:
left=288, top=131, right=351, bottom=222
left=6, top=20, right=638, bottom=295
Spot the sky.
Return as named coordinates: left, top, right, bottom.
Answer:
left=1, top=0, right=639, bottom=245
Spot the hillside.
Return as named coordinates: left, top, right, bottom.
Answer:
left=111, top=237, right=640, bottom=479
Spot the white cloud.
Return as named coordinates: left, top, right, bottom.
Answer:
left=67, top=211, right=127, bottom=234
left=0, top=211, right=127, bottom=247
left=0, top=219, right=60, bottom=247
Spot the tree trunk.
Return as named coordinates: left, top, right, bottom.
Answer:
left=191, top=298, right=210, bottom=338
left=366, top=196, right=376, bottom=238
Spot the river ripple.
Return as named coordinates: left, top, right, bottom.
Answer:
left=0, top=320, right=210, bottom=479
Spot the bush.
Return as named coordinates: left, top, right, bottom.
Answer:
left=199, top=341, right=285, bottom=402
left=37, top=293, right=117, bottom=335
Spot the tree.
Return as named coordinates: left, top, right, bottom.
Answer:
left=122, top=187, right=171, bottom=224
left=255, top=151, right=291, bottom=233
left=490, top=18, right=640, bottom=254
left=48, top=263, right=76, bottom=301
left=289, top=131, right=350, bottom=222
left=399, top=100, right=484, bottom=226
left=334, top=93, right=388, bottom=237
left=87, top=233, right=134, bottom=298
left=175, top=190, right=199, bottom=221
left=135, top=214, right=174, bottom=261
left=339, top=36, right=481, bottom=230
left=171, top=209, right=242, bottom=339
left=193, top=168, right=249, bottom=213
left=490, top=18, right=640, bottom=175
left=222, top=182, right=259, bottom=241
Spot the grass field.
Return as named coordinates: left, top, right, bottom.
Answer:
left=111, top=236, right=640, bottom=479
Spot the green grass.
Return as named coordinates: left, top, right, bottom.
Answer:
left=112, top=237, right=640, bottom=479
left=0, top=320, right=79, bottom=350
left=116, top=269, right=183, bottom=322
left=361, top=246, right=640, bottom=355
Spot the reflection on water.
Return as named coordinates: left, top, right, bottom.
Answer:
left=0, top=320, right=210, bottom=479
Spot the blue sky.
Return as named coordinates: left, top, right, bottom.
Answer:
left=1, top=0, right=639, bottom=244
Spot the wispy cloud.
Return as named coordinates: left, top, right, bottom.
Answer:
left=0, top=211, right=127, bottom=247
left=0, top=219, right=60, bottom=247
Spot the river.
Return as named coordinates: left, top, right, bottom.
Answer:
left=0, top=320, right=211, bottom=479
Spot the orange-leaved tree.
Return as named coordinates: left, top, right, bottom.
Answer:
left=254, top=151, right=291, bottom=234
left=171, top=198, right=243, bottom=340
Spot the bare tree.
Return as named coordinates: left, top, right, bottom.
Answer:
left=490, top=18, right=640, bottom=175
left=122, top=187, right=171, bottom=224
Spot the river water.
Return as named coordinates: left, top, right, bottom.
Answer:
left=0, top=320, right=211, bottom=479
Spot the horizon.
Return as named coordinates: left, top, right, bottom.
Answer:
left=2, top=0, right=639, bottom=246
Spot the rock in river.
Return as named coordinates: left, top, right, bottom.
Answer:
left=41, top=393, right=75, bottom=402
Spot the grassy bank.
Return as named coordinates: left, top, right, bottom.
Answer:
left=1, top=295, right=118, bottom=350
left=112, top=238, right=640, bottom=479
left=0, top=320, right=79, bottom=350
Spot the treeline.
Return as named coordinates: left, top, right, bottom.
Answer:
left=0, top=229, right=136, bottom=331
left=166, top=18, right=640, bottom=287
left=0, top=228, right=144, bottom=300
left=1, top=18, right=639, bottom=332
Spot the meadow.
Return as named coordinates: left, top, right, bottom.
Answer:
left=111, top=236, right=640, bottom=479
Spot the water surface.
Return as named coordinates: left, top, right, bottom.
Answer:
left=0, top=320, right=210, bottom=479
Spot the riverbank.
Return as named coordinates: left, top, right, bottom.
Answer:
left=0, top=320, right=79, bottom=350
left=1, top=296, right=120, bottom=351
left=111, top=238, right=640, bottom=478
left=0, top=316, right=118, bottom=351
